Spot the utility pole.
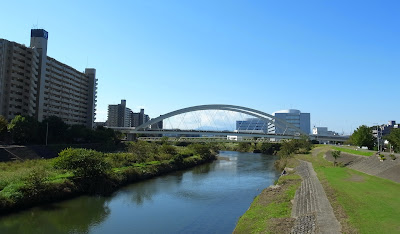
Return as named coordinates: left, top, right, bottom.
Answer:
left=377, top=125, right=380, bottom=152
left=46, top=122, right=48, bottom=146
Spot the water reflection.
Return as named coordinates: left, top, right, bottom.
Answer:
left=0, top=196, right=109, bottom=234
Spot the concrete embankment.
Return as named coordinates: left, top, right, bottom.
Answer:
left=325, top=151, right=400, bottom=183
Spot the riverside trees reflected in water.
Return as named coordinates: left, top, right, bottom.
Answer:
left=0, top=151, right=279, bottom=234
left=0, top=197, right=110, bottom=233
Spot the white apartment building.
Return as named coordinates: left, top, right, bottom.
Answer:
left=0, top=29, right=97, bottom=127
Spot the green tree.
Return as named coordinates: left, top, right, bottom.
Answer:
left=331, top=150, right=341, bottom=166
left=386, top=128, right=400, bottom=153
left=277, top=140, right=296, bottom=158
left=350, top=125, right=375, bottom=149
left=0, top=115, right=8, bottom=141
left=8, top=115, right=39, bottom=144
left=40, top=116, right=69, bottom=144
left=259, top=142, right=281, bottom=155
left=237, top=142, right=252, bottom=152
left=66, top=124, right=89, bottom=143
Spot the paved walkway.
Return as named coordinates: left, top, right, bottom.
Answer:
left=291, top=160, right=341, bottom=234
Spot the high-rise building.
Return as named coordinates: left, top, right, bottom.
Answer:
left=270, top=109, right=310, bottom=134
left=151, top=121, right=163, bottom=130
left=0, top=29, right=97, bottom=127
left=131, top=108, right=149, bottom=127
left=107, top=100, right=132, bottom=127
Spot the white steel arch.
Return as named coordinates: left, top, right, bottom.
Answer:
left=134, top=104, right=306, bottom=135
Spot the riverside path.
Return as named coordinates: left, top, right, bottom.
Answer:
left=290, top=160, right=341, bottom=234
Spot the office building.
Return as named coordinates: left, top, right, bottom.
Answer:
left=0, top=29, right=97, bottom=127
left=270, top=109, right=310, bottom=134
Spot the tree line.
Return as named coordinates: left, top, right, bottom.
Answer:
left=349, top=125, right=400, bottom=152
left=0, top=115, right=121, bottom=145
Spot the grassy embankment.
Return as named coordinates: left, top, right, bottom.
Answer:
left=331, top=146, right=374, bottom=157
left=235, top=143, right=400, bottom=234
left=234, top=158, right=301, bottom=234
left=297, top=146, right=400, bottom=233
left=0, top=141, right=218, bottom=215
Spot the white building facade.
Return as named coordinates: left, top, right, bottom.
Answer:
left=0, top=29, right=97, bottom=127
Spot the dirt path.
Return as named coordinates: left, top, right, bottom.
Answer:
left=291, top=160, right=341, bottom=234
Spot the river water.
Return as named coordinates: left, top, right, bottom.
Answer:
left=0, top=151, right=279, bottom=234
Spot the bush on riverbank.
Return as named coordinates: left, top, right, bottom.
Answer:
left=274, top=137, right=312, bottom=171
left=54, top=148, right=111, bottom=178
left=0, top=142, right=218, bottom=215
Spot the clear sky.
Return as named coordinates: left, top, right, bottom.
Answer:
left=1, top=0, right=399, bottom=135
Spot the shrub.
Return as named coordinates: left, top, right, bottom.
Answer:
left=105, top=152, right=136, bottom=168
left=159, top=144, right=177, bottom=156
left=19, top=169, right=48, bottom=198
left=172, top=154, right=184, bottom=165
left=128, top=141, right=159, bottom=163
left=390, top=154, right=396, bottom=160
left=189, top=144, right=214, bottom=160
left=237, top=142, right=252, bottom=152
left=54, top=148, right=110, bottom=178
left=259, top=142, right=281, bottom=155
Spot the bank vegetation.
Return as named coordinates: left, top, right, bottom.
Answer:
left=0, top=141, right=218, bottom=215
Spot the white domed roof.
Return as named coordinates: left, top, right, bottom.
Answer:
left=273, top=109, right=301, bottom=115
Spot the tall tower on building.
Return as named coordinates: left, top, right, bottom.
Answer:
left=30, top=29, right=48, bottom=121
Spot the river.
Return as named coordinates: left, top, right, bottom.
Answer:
left=0, top=151, right=279, bottom=234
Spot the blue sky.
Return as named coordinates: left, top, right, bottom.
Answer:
left=1, top=0, right=399, bottom=134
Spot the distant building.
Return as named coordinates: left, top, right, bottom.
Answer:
left=0, top=29, right=97, bottom=127
left=312, top=127, right=338, bottom=136
left=94, top=122, right=106, bottom=128
left=236, top=118, right=269, bottom=133
left=270, top=109, right=310, bottom=134
left=107, top=100, right=132, bottom=127
left=373, top=120, right=399, bottom=138
left=131, top=108, right=149, bottom=127
left=151, top=120, right=163, bottom=130
left=107, top=100, right=157, bottom=129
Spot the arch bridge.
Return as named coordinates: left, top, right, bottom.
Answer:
left=108, top=104, right=348, bottom=142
